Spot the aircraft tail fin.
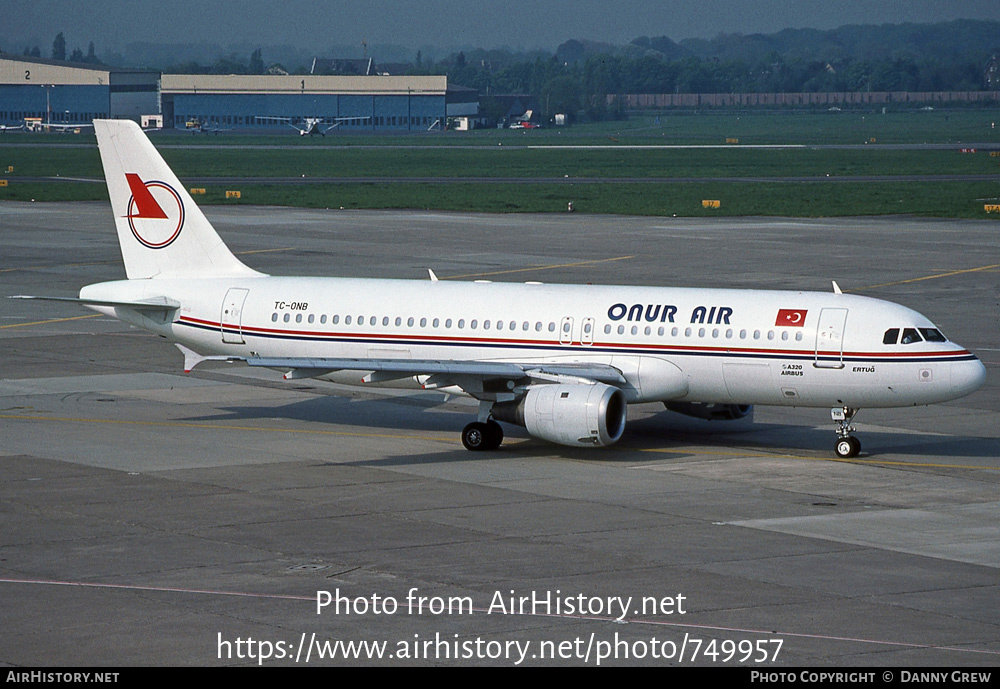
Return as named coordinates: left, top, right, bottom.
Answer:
left=94, top=119, right=264, bottom=280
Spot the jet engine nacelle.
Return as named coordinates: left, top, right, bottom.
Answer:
left=493, top=383, right=627, bottom=447
left=664, top=402, right=753, bottom=421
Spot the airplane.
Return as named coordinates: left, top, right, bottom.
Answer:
left=24, top=117, right=94, bottom=134
left=0, top=123, right=25, bottom=133
left=183, top=119, right=231, bottom=135
left=509, top=109, right=541, bottom=129
left=13, top=119, right=987, bottom=457
left=254, top=115, right=371, bottom=136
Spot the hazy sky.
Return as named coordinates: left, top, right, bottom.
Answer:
left=4, top=0, right=998, bottom=55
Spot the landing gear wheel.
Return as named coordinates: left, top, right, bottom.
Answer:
left=484, top=420, right=504, bottom=450
left=462, top=422, right=488, bottom=450
left=831, top=406, right=861, bottom=459
left=835, top=436, right=861, bottom=458
left=462, top=421, right=504, bottom=451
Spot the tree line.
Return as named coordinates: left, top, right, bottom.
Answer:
left=21, top=32, right=101, bottom=65
left=17, top=20, right=1000, bottom=123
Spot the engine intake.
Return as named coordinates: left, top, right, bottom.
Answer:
left=493, top=383, right=627, bottom=447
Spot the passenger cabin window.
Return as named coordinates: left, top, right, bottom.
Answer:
left=883, top=328, right=899, bottom=345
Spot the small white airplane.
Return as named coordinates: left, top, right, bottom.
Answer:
left=24, top=117, right=94, bottom=134
left=0, top=123, right=25, bottom=133
left=183, top=119, right=231, bottom=135
left=255, top=115, right=371, bottom=136
left=14, top=120, right=987, bottom=457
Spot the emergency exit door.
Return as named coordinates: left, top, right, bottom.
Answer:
left=221, top=288, right=249, bottom=344
left=814, top=308, right=847, bottom=369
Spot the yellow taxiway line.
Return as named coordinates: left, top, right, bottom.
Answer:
left=444, top=255, right=635, bottom=280
left=0, top=313, right=102, bottom=329
left=639, top=447, right=1000, bottom=472
left=0, top=412, right=457, bottom=445
left=849, top=262, right=1000, bottom=292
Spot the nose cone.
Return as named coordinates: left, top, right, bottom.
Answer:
left=952, top=357, right=987, bottom=398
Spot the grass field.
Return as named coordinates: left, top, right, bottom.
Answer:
left=2, top=110, right=999, bottom=217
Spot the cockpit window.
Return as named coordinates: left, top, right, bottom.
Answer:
left=900, top=328, right=922, bottom=345
left=919, top=328, right=947, bottom=342
left=883, top=328, right=899, bottom=345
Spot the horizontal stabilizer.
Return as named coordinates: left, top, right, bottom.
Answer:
left=175, top=344, right=240, bottom=373
left=10, top=295, right=180, bottom=312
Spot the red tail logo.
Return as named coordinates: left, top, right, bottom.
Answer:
left=124, top=174, right=184, bottom=249
left=125, top=173, right=168, bottom=218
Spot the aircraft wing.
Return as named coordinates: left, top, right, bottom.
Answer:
left=321, top=116, right=371, bottom=132
left=43, top=123, right=94, bottom=131
left=248, top=356, right=624, bottom=381
left=242, top=356, right=628, bottom=400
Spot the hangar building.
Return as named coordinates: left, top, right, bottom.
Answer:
left=1, top=54, right=467, bottom=132
left=0, top=53, right=159, bottom=126
left=160, top=74, right=450, bottom=131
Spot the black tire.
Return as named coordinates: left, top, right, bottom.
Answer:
left=835, top=437, right=861, bottom=458
left=484, top=420, right=504, bottom=450
left=462, top=422, right=489, bottom=451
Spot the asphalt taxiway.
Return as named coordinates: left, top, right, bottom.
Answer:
left=1, top=203, right=998, bottom=666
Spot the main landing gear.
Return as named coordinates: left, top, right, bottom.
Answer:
left=462, top=419, right=504, bottom=451
left=832, top=406, right=861, bottom=458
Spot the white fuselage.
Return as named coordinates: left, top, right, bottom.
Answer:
left=80, top=275, right=986, bottom=409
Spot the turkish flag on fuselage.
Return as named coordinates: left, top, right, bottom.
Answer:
left=775, top=309, right=808, bottom=327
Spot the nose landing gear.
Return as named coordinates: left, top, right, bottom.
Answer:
left=832, top=406, right=861, bottom=458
